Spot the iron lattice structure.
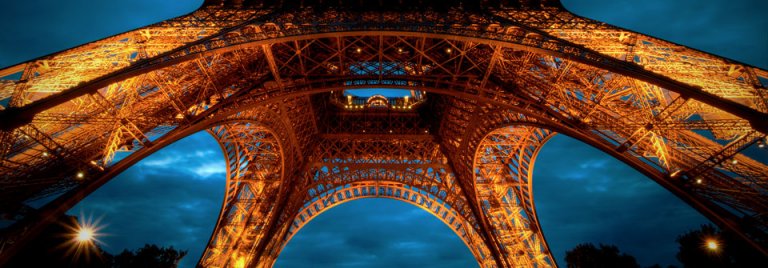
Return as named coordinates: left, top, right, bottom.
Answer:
left=1, top=0, right=767, bottom=266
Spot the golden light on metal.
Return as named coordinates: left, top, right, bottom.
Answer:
left=234, top=255, right=245, bottom=268
left=2, top=0, right=768, bottom=266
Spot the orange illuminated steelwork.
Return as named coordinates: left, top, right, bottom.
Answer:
left=0, top=0, right=767, bottom=267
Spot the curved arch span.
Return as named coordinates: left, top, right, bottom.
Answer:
left=8, top=88, right=766, bottom=266
left=465, top=116, right=768, bottom=258
left=281, top=180, right=489, bottom=265
left=16, top=89, right=762, bottom=265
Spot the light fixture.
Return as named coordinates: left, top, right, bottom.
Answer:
left=704, top=238, right=720, bottom=252
left=42, top=152, right=49, bottom=157
left=76, top=227, right=95, bottom=243
left=77, top=172, right=84, bottom=179
left=65, top=212, right=105, bottom=260
left=355, top=47, right=362, bottom=53
left=695, top=178, right=703, bottom=184
left=445, top=48, right=452, bottom=54
left=731, top=158, right=738, bottom=165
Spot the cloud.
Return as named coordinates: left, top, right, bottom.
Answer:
left=534, top=135, right=710, bottom=267
left=276, top=199, right=478, bottom=268
left=561, top=0, right=768, bottom=69
left=134, top=134, right=226, bottom=180
left=191, top=163, right=227, bottom=178
left=70, top=131, right=226, bottom=268
left=0, top=0, right=202, bottom=68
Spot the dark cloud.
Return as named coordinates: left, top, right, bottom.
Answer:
left=562, top=0, right=768, bottom=69
left=0, top=0, right=202, bottom=68
left=276, top=199, right=477, bottom=268
left=71, top=132, right=226, bottom=268
left=1, top=0, right=765, bottom=267
left=533, top=136, right=709, bottom=267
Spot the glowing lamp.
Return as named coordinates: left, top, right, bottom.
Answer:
left=76, top=227, right=94, bottom=242
left=705, top=238, right=719, bottom=251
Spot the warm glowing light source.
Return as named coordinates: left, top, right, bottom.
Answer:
left=42, top=152, right=49, bottom=157
left=234, top=256, right=246, bottom=268
left=355, top=47, right=362, bottom=53
left=730, top=158, right=738, bottom=165
left=397, top=47, right=403, bottom=53
left=77, top=227, right=95, bottom=242
left=76, top=172, right=85, bottom=179
left=705, top=238, right=719, bottom=251
left=696, top=178, right=703, bottom=184
left=65, top=212, right=106, bottom=262
left=445, top=48, right=452, bottom=54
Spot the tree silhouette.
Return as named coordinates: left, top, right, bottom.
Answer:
left=6, top=215, right=112, bottom=268
left=565, top=243, right=640, bottom=268
left=6, top=214, right=187, bottom=268
left=112, top=244, right=187, bottom=268
left=675, top=224, right=766, bottom=268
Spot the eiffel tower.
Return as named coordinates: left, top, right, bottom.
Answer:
left=1, top=0, right=767, bottom=266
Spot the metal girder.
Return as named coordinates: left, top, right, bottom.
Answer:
left=2, top=3, right=768, bottom=267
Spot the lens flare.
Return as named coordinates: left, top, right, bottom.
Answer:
left=62, top=212, right=107, bottom=262
left=76, top=227, right=95, bottom=242
left=706, top=239, right=719, bottom=251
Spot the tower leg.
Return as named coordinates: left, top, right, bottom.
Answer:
left=199, top=122, right=287, bottom=267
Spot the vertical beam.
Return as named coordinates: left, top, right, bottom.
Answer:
left=262, top=44, right=284, bottom=89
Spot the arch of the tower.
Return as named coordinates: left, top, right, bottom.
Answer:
left=470, top=125, right=555, bottom=267
left=275, top=172, right=493, bottom=267
left=196, top=123, right=509, bottom=267
left=3, top=9, right=768, bottom=266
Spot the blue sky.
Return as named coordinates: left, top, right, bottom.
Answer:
left=2, top=0, right=767, bottom=267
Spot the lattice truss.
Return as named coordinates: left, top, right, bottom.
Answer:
left=1, top=1, right=767, bottom=267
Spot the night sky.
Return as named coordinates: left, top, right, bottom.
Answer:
left=2, top=0, right=767, bottom=267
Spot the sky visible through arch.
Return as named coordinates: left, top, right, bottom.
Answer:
left=1, top=0, right=767, bottom=267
